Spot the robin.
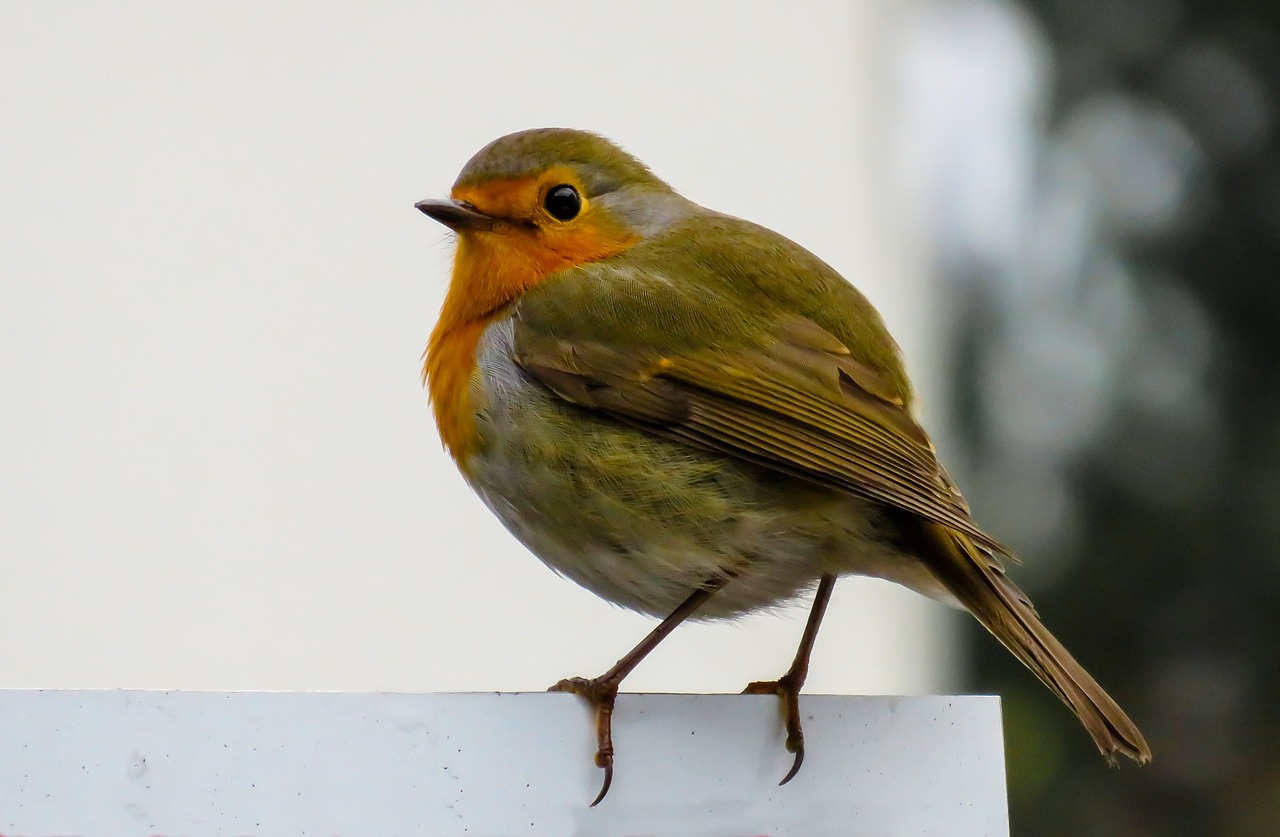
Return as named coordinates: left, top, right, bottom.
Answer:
left=415, top=128, right=1151, bottom=805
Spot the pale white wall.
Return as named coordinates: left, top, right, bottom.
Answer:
left=0, top=2, right=954, bottom=695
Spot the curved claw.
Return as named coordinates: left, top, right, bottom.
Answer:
left=779, top=742, right=805, bottom=786
left=589, top=760, right=614, bottom=807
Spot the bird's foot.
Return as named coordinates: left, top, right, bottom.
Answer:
left=743, top=669, right=808, bottom=785
left=549, top=675, right=620, bottom=806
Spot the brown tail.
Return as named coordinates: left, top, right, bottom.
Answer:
left=915, top=521, right=1151, bottom=765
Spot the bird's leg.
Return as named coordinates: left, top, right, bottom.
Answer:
left=550, top=573, right=733, bottom=806
left=743, top=573, right=836, bottom=785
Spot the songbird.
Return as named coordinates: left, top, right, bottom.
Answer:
left=415, top=128, right=1151, bottom=805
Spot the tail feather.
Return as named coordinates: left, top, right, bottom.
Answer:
left=917, top=522, right=1151, bottom=765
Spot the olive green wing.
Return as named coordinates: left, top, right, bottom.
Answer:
left=511, top=270, right=1008, bottom=557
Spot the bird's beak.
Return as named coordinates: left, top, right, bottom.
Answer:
left=414, top=198, right=500, bottom=231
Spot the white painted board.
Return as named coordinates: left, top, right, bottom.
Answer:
left=0, top=691, right=1008, bottom=836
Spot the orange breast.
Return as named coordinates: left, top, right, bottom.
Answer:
left=424, top=198, right=639, bottom=470
left=424, top=315, right=493, bottom=471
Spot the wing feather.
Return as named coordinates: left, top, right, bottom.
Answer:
left=515, top=324, right=1009, bottom=557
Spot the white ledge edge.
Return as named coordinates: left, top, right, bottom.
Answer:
left=0, top=690, right=1008, bottom=836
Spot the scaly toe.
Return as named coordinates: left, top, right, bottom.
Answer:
left=550, top=675, right=621, bottom=805
left=549, top=676, right=592, bottom=694
left=742, top=679, right=783, bottom=696
left=744, top=673, right=809, bottom=785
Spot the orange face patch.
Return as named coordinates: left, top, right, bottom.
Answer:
left=424, top=172, right=641, bottom=467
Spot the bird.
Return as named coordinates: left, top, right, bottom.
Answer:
left=414, top=127, right=1151, bottom=806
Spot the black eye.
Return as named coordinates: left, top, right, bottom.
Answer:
left=544, top=184, right=581, bottom=221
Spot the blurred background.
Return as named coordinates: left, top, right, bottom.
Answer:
left=2, top=2, right=1277, bottom=834
left=909, top=1, right=1280, bottom=834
